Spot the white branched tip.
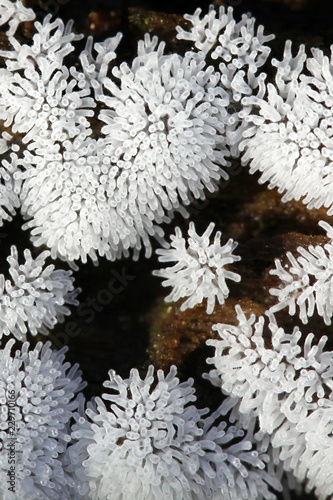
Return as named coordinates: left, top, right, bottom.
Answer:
left=269, top=239, right=333, bottom=325
left=0, top=0, right=35, bottom=36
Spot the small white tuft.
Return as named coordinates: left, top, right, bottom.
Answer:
left=0, top=246, right=80, bottom=341
left=153, top=222, right=241, bottom=314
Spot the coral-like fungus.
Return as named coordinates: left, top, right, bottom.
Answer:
left=0, top=339, right=85, bottom=499
left=0, top=246, right=79, bottom=341
left=241, top=40, right=333, bottom=215
left=206, top=305, right=333, bottom=498
left=68, top=365, right=282, bottom=500
left=153, top=222, right=241, bottom=314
